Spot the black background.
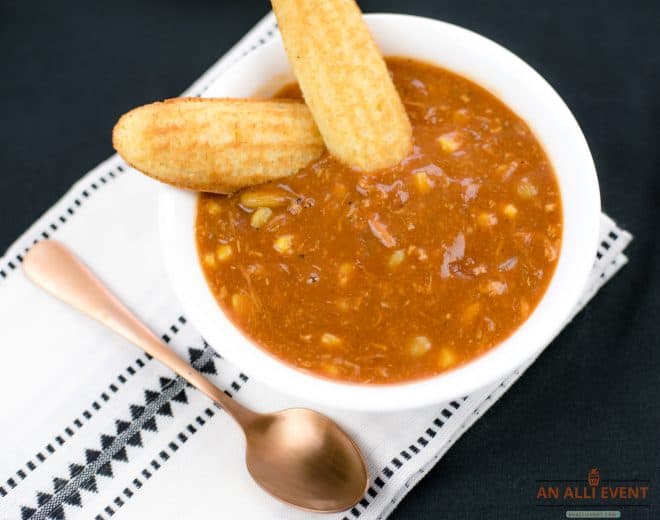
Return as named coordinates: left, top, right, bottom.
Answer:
left=2, top=1, right=659, bottom=518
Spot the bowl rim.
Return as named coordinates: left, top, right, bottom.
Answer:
left=158, top=13, right=601, bottom=411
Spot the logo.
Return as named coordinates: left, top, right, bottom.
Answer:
left=535, top=468, right=651, bottom=518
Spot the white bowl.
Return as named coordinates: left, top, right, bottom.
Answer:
left=159, top=14, right=600, bottom=412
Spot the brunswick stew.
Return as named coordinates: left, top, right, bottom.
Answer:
left=195, top=57, right=562, bottom=384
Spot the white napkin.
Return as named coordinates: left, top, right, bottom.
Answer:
left=0, top=12, right=632, bottom=520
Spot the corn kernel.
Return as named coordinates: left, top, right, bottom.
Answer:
left=461, top=302, right=481, bottom=324
left=502, top=203, right=518, bottom=219
left=409, top=336, right=432, bottom=356
left=321, top=333, right=342, bottom=347
left=202, top=252, right=216, bottom=267
left=412, top=171, right=434, bottom=194
left=216, top=244, right=233, bottom=262
left=437, top=132, right=462, bottom=152
left=321, top=363, right=340, bottom=377
left=453, top=109, right=469, bottom=124
left=206, top=201, right=221, bottom=216
left=516, top=179, right=538, bottom=199
left=231, top=293, right=250, bottom=315
left=332, top=183, right=347, bottom=199
left=437, top=348, right=457, bottom=369
left=338, top=262, right=355, bottom=286
left=388, top=249, right=406, bottom=268
left=477, top=212, right=498, bottom=227
left=273, top=234, right=294, bottom=254
left=519, top=298, right=530, bottom=317
left=250, top=207, right=272, bottom=229
left=240, top=190, right=288, bottom=208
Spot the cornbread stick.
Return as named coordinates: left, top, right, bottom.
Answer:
left=271, top=0, right=412, bottom=171
left=112, top=98, right=324, bottom=193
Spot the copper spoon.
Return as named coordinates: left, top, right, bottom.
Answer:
left=23, top=240, right=368, bottom=512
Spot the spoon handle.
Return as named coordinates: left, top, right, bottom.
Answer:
left=22, top=240, right=257, bottom=428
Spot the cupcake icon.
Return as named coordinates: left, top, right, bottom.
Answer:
left=588, top=468, right=600, bottom=487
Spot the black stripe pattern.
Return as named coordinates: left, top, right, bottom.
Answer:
left=18, top=343, right=223, bottom=520
left=1, top=316, right=187, bottom=501
left=340, top=400, right=465, bottom=519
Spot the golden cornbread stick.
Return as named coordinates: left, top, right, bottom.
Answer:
left=271, top=0, right=412, bottom=171
left=112, top=98, right=324, bottom=193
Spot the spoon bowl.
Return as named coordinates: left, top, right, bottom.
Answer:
left=245, top=408, right=368, bottom=511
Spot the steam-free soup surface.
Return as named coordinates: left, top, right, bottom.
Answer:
left=196, top=57, right=562, bottom=384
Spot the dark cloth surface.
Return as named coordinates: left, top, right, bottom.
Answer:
left=1, top=0, right=659, bottom=517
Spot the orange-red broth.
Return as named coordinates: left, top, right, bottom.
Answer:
left=196, top=57, right=562, bottom=384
